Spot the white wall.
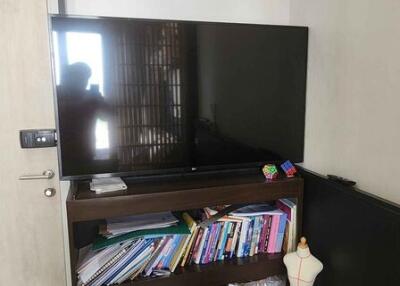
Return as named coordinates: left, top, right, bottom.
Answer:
left=62, top=0, right=290, bottom=25
left=291, top=0, right=400, bottom=204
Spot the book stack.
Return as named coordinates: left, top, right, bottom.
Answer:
left=182, top=202, right=293, bottom=266
left=76, top=201, right=297, bottom=285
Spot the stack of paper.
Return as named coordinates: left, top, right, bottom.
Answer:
left=102, top=212, right=179, bottom=237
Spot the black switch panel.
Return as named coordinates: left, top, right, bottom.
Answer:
left=20, top=129, right=57, bottom=148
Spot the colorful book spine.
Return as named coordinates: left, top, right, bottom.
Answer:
left=181, top=226, right=199, bottom=266
left=197, top=225, right=212, bottom=264
left=264, top=215, right=273, bottom=252
left=207, top=223, right=222, bottom=263
left=254, top=216, right=263, bottom=255
left=162, top=235, right=182, bottom=269
left=156, top=237, right=175, bottom=269
left=250, top=216, right=259, bottom=256
left=229, top=222, right=241, bottom=259
left=144, top=237, right=168, bottom=276
left=170, top=233, right=190, bottom=272
left=237, top=220, right=249, bottom=257
left=223, top=222, right=235, bottom=259
left=258, top=215, right=270, bottom=253
left=215, top=222, right=229, bottom=261
left=244, top=217, right=254, bottom=257
left=178, top=213, right=198, bottom=267
left=256, top=216, right=264, bottom=254
left=201, top=224, right=215, bottom=264
left=190, top=227, right=205, bottom=265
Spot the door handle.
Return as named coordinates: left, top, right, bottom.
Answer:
left=19, top=169, right=55, bottom=180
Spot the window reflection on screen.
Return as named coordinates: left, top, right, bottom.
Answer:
left=64, top=32, right=109, bottom=151
left=66, top=32, right=104, bottom=94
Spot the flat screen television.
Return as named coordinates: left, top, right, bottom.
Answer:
left=51, top=16, right=308, bottom=180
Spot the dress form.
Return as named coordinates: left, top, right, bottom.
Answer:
left=283, top=237, right=323, bottom=286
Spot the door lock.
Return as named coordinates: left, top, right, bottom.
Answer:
left=44, top=188, right=56, bottom=197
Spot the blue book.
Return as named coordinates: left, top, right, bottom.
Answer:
left=244, top=217, right=254, bottom=257
left=163, top=235, right=183, bottom=269
left=202, top=223, right=218, bottom=264
left=249, top=216, right=260, bottom=256
left=237, top=220, right=248, bottom=257
left=199, top=225, right=212, bottom=264
left=218, top=222, right=231, bottom=260
left=208, top=223, right=222, bottom=263
left=236, top=223, right=243, bottom=257
left=275, top=213, right=288, bottom=253
left=229, top=222, right=239, bottom=259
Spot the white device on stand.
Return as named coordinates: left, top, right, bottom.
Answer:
left=90, top=177, right=127, bottom=194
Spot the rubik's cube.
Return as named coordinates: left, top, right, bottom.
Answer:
left=262, top=164, right=279, bottom=180
left=280, top=160, right=297, bottom=177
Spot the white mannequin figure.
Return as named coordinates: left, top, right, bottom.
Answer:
left=283, top=237, right=323, bottom=286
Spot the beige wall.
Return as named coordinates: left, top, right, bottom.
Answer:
left=0, top=0, right=67, bottom=285
left=291, top=0, right=400, bottom=204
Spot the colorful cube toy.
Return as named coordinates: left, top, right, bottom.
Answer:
left=262, top=164, right=279, bottom=180
left=280, top=160, right=297, bottom=177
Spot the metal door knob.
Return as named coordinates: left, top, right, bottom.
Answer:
left=44, top=188, right=56, bottom=197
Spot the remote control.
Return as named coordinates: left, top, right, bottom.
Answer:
left=327, top=174, right=356, bottom=187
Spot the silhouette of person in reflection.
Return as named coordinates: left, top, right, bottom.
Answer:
left=57, top=62, right=109, bottom=175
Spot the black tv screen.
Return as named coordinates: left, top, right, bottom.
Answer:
left=51, top=16, right=308, bottom=179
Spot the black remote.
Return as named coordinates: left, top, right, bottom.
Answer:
left=327, top=175, right=356, bottom=187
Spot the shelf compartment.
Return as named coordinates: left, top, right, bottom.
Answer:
left=66, top=173, right=302, bottom=286
left=67, top=175, right=302, bottom=222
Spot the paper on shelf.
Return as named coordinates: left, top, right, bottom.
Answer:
left=229, top=204, right=284, bottom=217
left=104, top=212, right=179, bottom=236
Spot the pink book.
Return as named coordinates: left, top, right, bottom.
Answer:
left=266, top=215, right=280, bottom=253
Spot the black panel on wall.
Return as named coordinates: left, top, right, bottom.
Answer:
left=299, top=168, right=400, bottom=286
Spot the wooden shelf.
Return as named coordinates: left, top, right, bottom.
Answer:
left=67, top=174, right=302, bottom=222
left=66, top=173, right=303, bottom=286
left=127, top=253, right=285, bottom=286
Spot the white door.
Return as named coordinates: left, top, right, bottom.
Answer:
left=0, top=1, right=66, bottom=286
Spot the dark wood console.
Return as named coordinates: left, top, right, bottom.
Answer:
left=66, top=174, right=303, bottom=286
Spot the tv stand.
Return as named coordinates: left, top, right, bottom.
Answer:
left=66, top=173, right=303, bottom=286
